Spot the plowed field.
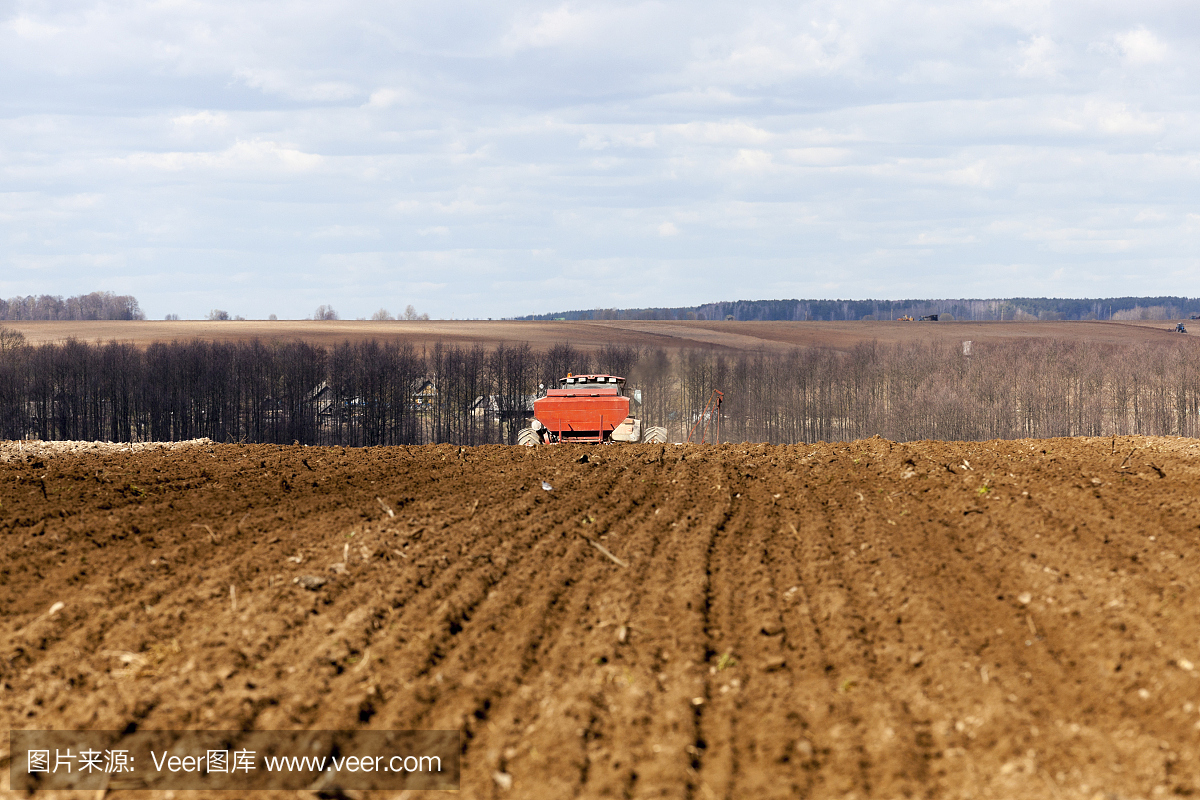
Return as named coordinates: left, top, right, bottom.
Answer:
left=5, top=317, right=1192, bottom=354
left=5, top=436, right=1200, bottom=799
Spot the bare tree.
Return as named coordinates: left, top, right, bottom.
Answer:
left=403, top=304, right=430, bottom=321
left=207, top=309, right=231, bottom=321
left=314, top=305, right=339, bottom=321
left=0, top=326, right=26, bottom=355
left=371, top=308, right=395, bottom=321
left=0, top=291, right=144, bottom=321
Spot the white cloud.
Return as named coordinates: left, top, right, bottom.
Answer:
left=942, top=162, right=995, bottom=189
left=119, top=140, right=322, bottom=172
left=909, top=230, right=979, bottom=246
left=1014, top=35, right=1060, bottom=78
left=695, top=16, right=862, bottom=82
left=730, top=149, right=773, bottom=171
left=172, top=111, right=229, bottom=128
left=312, top=225, right=379, bottom=238
left=658, top=222, right=680, bottom=236
left=500, top=3, right=666, bottom=54
left=365, top=88, right=414, bottom=108
left=1114, top=27, right=1168, bottom=64
left=1049, top=100, right=1164, bottom=136
left=503, top=5, right=597, bottom=51
left=784, top=147, right=850, bottom=165
left=8, top=16, right=63, bottom=40
left=578, top=133, right=609, bottom=150
left=235, top=68, right=360, bottom=102
left=577, top=130, right=657, bottom=150
left=670, top=121, right=772, bottom=145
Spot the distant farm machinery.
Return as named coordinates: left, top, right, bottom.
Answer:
left=517, top=374, right=667, bottom=445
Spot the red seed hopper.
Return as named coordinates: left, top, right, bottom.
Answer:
left=518, top=374, right=666, bottom=445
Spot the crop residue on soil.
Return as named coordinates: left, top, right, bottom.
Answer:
left=4, top=436, right=1200, bottom=799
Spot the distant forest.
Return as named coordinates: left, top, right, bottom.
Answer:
left=0, top=292, right=144, bottom=321
left=6, top=292, right=1198, bottom=324
left=518, top=296, right=1200, bottom=322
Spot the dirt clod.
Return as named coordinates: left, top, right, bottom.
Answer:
left=295, top=575, right=327, bottom=590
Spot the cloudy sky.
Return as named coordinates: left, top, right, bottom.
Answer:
left=2, top=1, right=1197, bottom=319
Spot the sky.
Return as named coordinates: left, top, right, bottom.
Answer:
left=1, top=1, right=1198, bottom=320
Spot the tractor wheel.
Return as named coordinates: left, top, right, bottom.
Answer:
left=517, top=428, right=540, bottom=446
left=641, top=426, right=668, bottom=444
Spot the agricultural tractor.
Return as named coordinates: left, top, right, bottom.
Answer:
left=517, top=373, right=668, bottom=445
left=1176, top=323, right=1188, bottom=334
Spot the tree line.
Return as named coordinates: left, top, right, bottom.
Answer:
left=0, top=334, right=647, bottom=446
left=0, top=292, right=144, bottom=321
left=2, top=330, right=1200, bottom=445
left=692, top=338, right=1200, bottom=443
left=522, top=296, right=1200, bottom=323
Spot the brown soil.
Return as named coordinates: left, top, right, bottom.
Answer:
left=5, top=436, right=1200, bottom=798
left=4, top=318, right=1194, bottom=354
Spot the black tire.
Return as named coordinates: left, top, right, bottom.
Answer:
left=517, top=428, right=540, bottom=446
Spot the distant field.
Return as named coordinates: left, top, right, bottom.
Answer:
left=2, top=318, right=1194, bottom=353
